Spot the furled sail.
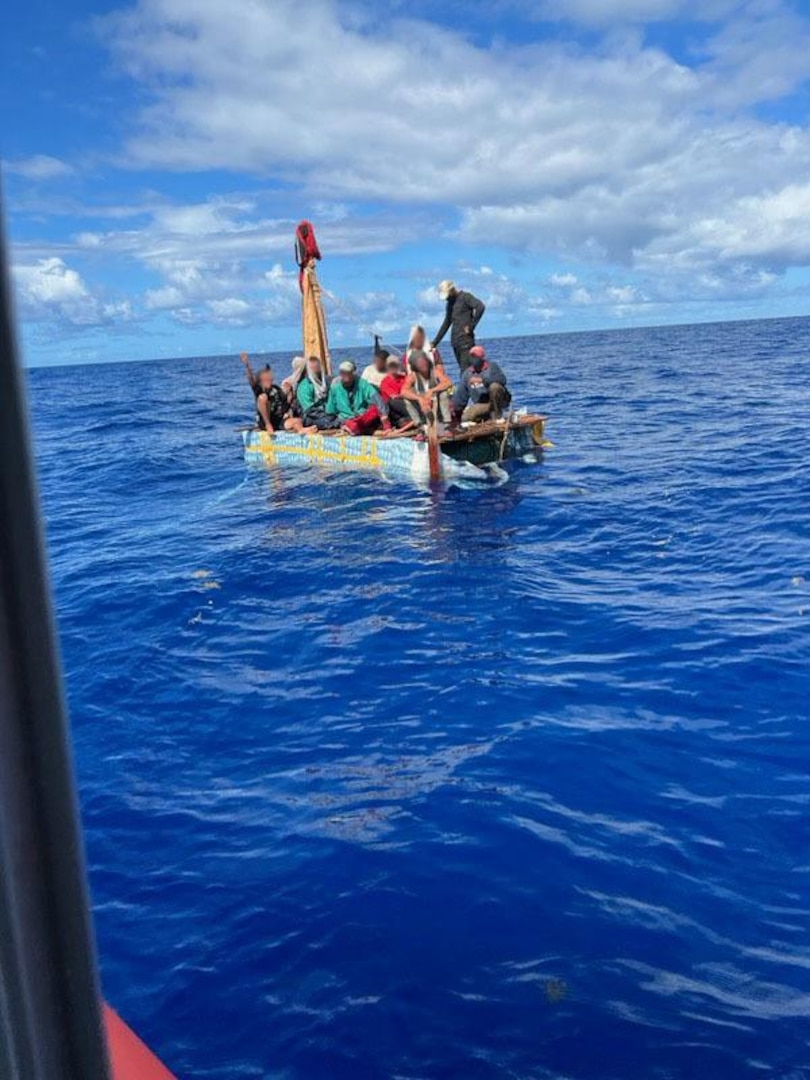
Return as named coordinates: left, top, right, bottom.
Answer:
left=295, top=221, right=331, bottom=375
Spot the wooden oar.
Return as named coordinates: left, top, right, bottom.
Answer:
left=426, top=407, right=442, bottom=482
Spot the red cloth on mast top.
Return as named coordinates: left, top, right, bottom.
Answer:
left=295, top=220, right=321, bottom=268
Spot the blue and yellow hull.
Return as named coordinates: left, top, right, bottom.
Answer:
left=243, top=416, right=546, bottom=484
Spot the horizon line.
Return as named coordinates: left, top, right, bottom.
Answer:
left=23, top=310, right=810, bottom=371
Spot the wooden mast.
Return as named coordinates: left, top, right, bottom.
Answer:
left=297, top=222, right=331, bottom=375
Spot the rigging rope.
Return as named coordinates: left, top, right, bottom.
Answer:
left=321, top=287, right=399, bottom=353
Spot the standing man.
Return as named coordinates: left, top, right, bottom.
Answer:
left=431, top=280, right=486, bottom=373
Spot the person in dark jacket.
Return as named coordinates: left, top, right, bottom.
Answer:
left=241, top=353, right=316, bottom=434
left=241, top=354, right=289, bottom=432
left=451, top=345, right=511, bottom=423
left=431, top=280, right=486, bottom=373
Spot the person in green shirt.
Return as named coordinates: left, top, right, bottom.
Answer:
left=326, top=360, right=388, bottom=436
left=296, top=356, right=336, bottom=430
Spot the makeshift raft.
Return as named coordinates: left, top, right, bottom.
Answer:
left=244, top=222, right=549, bottom=484
left=243, top=413, right=548, bottom=484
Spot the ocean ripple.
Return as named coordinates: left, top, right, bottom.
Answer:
left=28, top=318, right=810, bottom=1079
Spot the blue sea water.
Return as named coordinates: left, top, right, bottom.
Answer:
left=28, top=316, right=810, bottom=1080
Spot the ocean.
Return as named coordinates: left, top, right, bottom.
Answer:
left=28, top=316, right=810, bottom=1079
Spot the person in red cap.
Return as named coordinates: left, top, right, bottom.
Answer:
left=451, top=345, right=511, bottom=423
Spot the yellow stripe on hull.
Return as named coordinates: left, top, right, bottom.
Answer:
left=250, top=432, right=384, bottom=472
left=243, top=425, right=542, bottom=484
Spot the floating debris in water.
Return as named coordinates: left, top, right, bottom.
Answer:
left=191, top=569, right=221, bottom=591
left=792, top=575, right=805, bottom=587
left=544, top=978, right=568, bottom=1003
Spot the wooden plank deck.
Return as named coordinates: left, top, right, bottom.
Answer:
left=243, top=414, right=547, bottom=446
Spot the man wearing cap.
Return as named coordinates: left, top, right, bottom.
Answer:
left=451, top=346, right=511, bottom=423
left=325, top=359, right=388, bottom=435
left=431, top=280, right=486, bottom=373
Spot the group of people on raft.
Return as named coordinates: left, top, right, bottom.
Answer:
left=242, top=280, right=511, bottom=439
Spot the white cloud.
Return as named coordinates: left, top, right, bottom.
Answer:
left=605, top=284, right=643, bottom=304
left=69, top=194, right=437, bottom=332
left=571, top=286, right=593, bottom=305
left=678, top=182, right=810, bottom=264
left=94, top=0, right=810, bottom=302
left=5, top=155, right=75, bottom=181
left=415, top=264, right=560, bottom=332
left=698, top=2, right=810, bottom=108
left=16, top=258, right=88, bottom=307
left=531, top=0, right=738, bottom=28
left=207, top=297, right=253, bottom=324
left=415, top=262, right=654, bottom=330
left=151, top=198, right=256, bottom=236
left=76, top=197, right=423, bottom=267
left=12, top=258, right=131, bottom=328
left=144, top=283, right=184, bottom=309
left=546, top=272, right=647, bottom=306
left=10, top=0, right=810, bottom=358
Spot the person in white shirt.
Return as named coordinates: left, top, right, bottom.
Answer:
left=361, top=345, right=390, bottom=389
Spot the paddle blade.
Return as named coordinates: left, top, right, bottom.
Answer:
left=426, top=411, right=442, bottom=482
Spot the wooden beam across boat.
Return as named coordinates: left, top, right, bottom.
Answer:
left=246, top=415, right=548, bottom=445
left=437, top=414, right=547, bottom=445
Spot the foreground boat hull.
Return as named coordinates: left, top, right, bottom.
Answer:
left=243, top=416, right=546, bottom=484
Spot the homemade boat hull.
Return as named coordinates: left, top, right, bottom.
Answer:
left=243, top=415, right=547, bottom=484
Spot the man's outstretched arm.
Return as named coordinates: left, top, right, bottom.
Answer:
left=241, top=352, right=256, bottom=388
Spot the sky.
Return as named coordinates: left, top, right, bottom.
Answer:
left=2, top=0, right=810, bottom=366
